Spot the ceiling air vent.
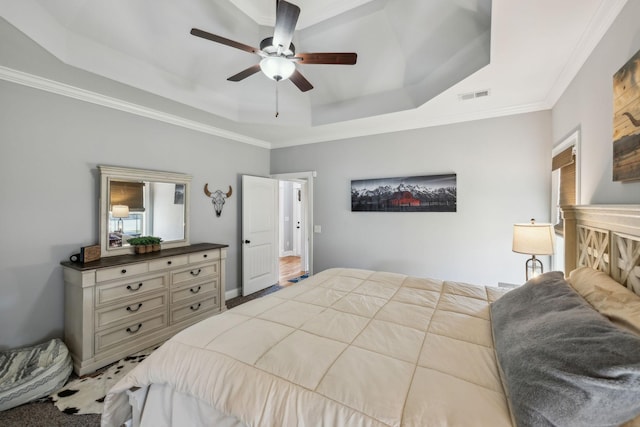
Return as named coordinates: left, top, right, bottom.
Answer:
left=458, top=89, right=490, bottom=101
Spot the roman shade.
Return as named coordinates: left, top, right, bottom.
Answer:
left=110, top=181, right=145, bottom=212
left=552, top=146, right=576, bottom=234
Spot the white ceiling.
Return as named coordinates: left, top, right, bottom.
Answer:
left=0, top=0, right=628, bottom=148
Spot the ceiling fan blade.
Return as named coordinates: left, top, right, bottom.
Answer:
left=272, top=0, right=300, bottom=52
left=289, top=69, right=313, bottom=92
left=297, top=52, right=358, bottom=65
left=227, top=64, right=262, bottom=82
left=190, top=28, right=259, bottom=55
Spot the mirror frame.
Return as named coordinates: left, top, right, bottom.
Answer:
left=99, top=165, right=192, bottom=257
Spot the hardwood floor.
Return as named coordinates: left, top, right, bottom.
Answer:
left=226, top=256, right=304, bottom=309
left=279, top=255, right=305, bottom=285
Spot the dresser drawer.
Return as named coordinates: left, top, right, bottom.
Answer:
left=188, top=250, right=219, bottom=264
left=171, top=279, right=218, bottom=305
left=148, top=255, right=189, bottom=272
left=172, top=263, right=219, bottom=286
left=95, top=292, right=167, bottom=331
left=95, top=275, right=168, bottom=307
left=96, top=262, right=149, bottom=283
left=95, top=312, right=167, bottom=353
left=171, top=296, right=219, bottom=324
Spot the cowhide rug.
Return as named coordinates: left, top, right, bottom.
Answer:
left=50, top=346, right=155, bottom=415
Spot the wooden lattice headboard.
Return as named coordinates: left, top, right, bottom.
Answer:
left=562, top=205, right=640, bottom=295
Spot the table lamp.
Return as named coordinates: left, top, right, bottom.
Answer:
left=512, top=219, right=555, bottom=280
left=112, top=205, right=129, bottom=233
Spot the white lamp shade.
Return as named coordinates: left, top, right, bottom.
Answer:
left=512, top=223, right=555, bottom=255
left=112, top=205, right=130, bottom=218
left=260, top=56, right=295, bottom=81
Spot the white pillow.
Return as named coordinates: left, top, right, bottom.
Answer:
left=567, top=267, right=640, bottom=427
left=567, top=267, right=640, bottom=335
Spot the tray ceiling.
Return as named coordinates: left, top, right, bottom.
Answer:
left=0, top=0, right=627, bottom=148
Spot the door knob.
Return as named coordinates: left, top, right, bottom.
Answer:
left=244, top=240, right=251, bottom=244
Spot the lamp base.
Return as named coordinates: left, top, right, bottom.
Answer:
left=525, top=256, right=544, bottom=281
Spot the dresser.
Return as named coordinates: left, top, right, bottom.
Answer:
left=61, top=243, right=227, bottom=375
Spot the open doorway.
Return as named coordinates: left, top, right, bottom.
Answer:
left=279, top=181, right=302, bottom=284
left=272, top=171, right=314, bottom=285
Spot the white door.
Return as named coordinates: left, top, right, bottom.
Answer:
left=242, top=175, right=279, bottom=296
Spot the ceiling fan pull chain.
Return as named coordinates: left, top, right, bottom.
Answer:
left=275, top=81, right=279, bottom=118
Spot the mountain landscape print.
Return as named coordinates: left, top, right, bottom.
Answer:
left=351, top=174, right=457, bottom=212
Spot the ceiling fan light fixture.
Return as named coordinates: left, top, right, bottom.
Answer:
left=260, top=56, right=295, bottom=81
left=190, top=1, right=355, bottom=93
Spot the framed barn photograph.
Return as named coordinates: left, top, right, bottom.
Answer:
left=351, top=174, right=457, bottom=212
left=613, top=48, right=640, bottom=182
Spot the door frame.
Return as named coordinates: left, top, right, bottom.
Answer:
left=271, top=171, right=315, bottom=276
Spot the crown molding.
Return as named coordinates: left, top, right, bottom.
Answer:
left=0, top=65, right=553, bottom=150
left=273, top=100, right=550, bottom=148
left=0, top=66, right=271, bottom=149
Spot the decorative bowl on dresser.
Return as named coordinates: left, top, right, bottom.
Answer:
left=61, top=243, right=227, bottom=375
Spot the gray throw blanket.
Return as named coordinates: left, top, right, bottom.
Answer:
left=491, top=271, right=640, bottom=427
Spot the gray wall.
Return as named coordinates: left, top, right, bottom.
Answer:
left=272, top=111, right=553, bottom=286
left=0, top=80, right=269, bottom=349
left=552, top=0, right=640, bottom=203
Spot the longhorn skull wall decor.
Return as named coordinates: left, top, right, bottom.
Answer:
left=204, top=184, right=232, bottom=217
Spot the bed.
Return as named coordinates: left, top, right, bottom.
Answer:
left=102, top=205, right=640, bottom=427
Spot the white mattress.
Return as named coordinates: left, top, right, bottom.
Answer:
left=103, top=268, right=512, bottom=427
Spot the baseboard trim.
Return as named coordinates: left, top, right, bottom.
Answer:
left=225, top=288, right=240, bottom=300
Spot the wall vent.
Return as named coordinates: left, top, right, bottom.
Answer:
left=458, top=89, right=490, bottom=101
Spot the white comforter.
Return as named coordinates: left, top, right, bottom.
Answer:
left=102, top=268, right=513, bottom=427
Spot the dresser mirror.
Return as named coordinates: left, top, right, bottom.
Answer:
left=99, top=165, right=192, bottom=257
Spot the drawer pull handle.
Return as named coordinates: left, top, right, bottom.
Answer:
left=190, top=286, right=202, bottom=294
left=203, top=254, right=208, bottom=258
left=190, top=303, right=201, bottom=311
left=190, top=269, right=202, bottom=277
left=126, top=303, right=143, bottom=312
left=127, top=283, right=143, bottom=291
left=167, top=260, right=172, bottom=265
left=126, top=323, right=142, bottom=334
left=121, top=269, right=127, bottom=274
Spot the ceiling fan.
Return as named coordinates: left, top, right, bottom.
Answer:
left=190, top=0, right=357, bottom=93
